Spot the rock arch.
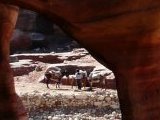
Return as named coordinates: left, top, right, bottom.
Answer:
left=1, top=1, right=160, bottom=120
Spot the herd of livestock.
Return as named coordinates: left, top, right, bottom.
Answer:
left=43, top=66, right=114, bottom=90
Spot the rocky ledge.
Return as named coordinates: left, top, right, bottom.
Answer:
left=18, top=88, right=121, bottom=120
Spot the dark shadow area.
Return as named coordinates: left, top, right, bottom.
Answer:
left=10, top=9, right=81, bottom=54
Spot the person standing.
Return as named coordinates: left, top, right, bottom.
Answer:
left=75, top=69, right=83, bottom=90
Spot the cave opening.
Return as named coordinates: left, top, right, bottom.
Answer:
left=10, top=9, right=121, bottom=120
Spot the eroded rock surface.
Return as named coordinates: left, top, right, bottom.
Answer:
left=11, top=48, right=116, bottom=89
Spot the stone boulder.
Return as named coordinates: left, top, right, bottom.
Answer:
left=89, top=67, right=116, bottom=89
left=89, top=67, right=112, bottom=79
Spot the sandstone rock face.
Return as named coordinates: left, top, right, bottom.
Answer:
left=10, top=30, right=32, bottom=53
left=0, top=3, right=26, bottom=120
left=10, top=10, right=36, bottom=53
left=16, top=9, right=36, bottom=31
left=10, top=49, right=90, bottom=76
left=1, top=1, right=160, bottom=120
left=11, top=53, right=64, bottom=63
left=11, top=9, right=78, bottom=53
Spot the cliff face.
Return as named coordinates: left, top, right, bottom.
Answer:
left=16, top=9, right=36, bottom=31
left=11, top=9, right=78, bottom=54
